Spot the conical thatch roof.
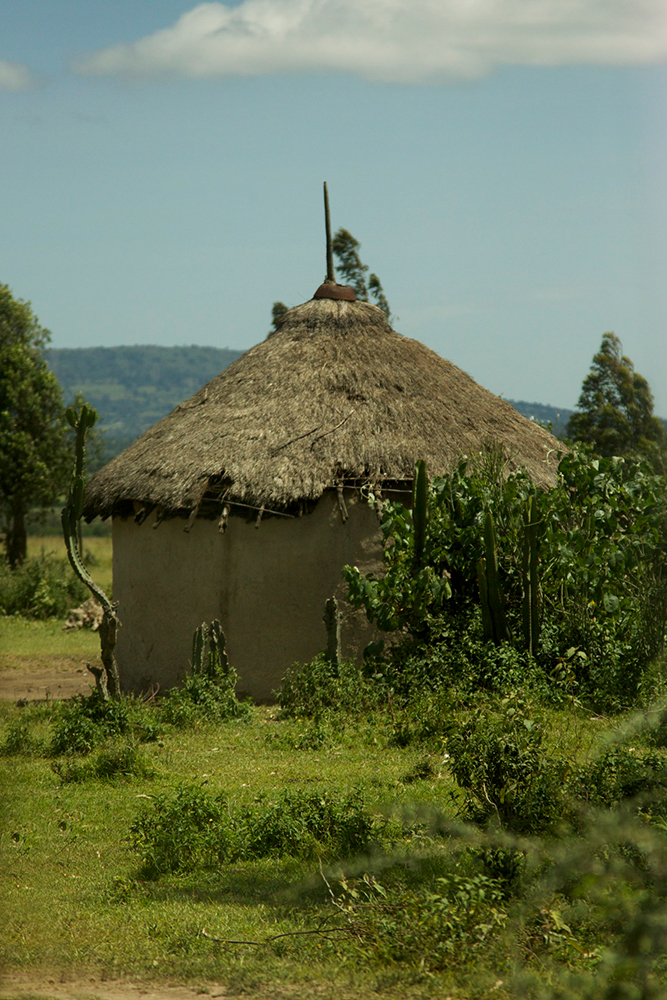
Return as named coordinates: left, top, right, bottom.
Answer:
left=84, top=298, right=562, bottom=520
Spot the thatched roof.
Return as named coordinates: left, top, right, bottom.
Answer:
left=84, top=298, right=562, bottom=520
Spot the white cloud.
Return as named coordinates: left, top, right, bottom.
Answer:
left=0, top=58, right=36, bottom=91
left=74, top=0, right=667, bottom=84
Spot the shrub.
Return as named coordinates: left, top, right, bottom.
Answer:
left=131, top=786, right=231, bottom=877
left=50, top=692, right=158, bottom=756
left=445, top=696, right=571, bottom=834
left=278, top=653, right=382, bottom=719
left=574, top=744, right=667, bottom=814
left=0, top=553, right=88, bottom=618
left=160, top=625, right=250, bottom=728
left=238, top=789, right=375, bottom=861
left=52, top=738, right=152, bottom=783
left=344, top=447, right=667, bottom=709
left=0, top=717, right=45, bottom=757
left=335, top=870, right=508, bottom=971
left=130, top=785, right=378, bottom=878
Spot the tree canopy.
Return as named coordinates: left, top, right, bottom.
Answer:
left=0, top=283, right=70, bottom=566
left=567, top=332, right=667, bottom=472
left=331, top=228, right=392, bottom=321
left=270, top=227, right=392, bottom=332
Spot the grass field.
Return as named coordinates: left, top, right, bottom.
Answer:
left=0, top=686, right=622, bottom=1000
left=27, top=535, right=113, bottom=596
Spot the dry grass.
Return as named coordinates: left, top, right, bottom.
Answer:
left=85, top=298, right=561, bottom=521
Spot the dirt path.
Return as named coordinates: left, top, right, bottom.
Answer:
left=0, top=659, right=94, bottom=702
left=0, top=974, right=362, bottom=1000
left=0, top=975, right=232, bottom=1000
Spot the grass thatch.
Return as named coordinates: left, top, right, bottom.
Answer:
left=84, top=298, right=562, bottom=520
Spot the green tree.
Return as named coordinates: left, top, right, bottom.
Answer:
left=567, top=332, right=667, bottom=472
left=0, top=284, right=70, bottom=567
left=270, top=301, right=289, bottom=334
left=332, top=228, right=392, bottom=322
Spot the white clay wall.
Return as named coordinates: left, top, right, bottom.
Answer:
left=111, top=490, right=383, bottom=700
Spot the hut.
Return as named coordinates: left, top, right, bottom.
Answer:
left=84, top=210, right=562, bottom=700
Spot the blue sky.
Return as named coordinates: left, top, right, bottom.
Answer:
left=1, top=1, right=666, bottom=413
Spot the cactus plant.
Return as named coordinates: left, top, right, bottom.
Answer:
left=323, top=596, right=342, bottom=667
left=476, top=558, right=494, bottom=643
left=412, top=459, right=428, bottom=568
left=61, top=404, right=121, bottom=699
left=522, top=497, right=541, bottom=654
left=476, top=511, right=510, bottom=645
left=191, top=619, right=231, bottom=681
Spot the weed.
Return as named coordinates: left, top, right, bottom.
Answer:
left=400, top=758, right=436, bottom=784
left=50, top=692, right=131, bottom=755
left=51, top=739, right=153, bottom=783
left=131, top=784, right=378, bottom=877
left=574, top=744, right=667, bottom=814
left=445, top=695, right=572, bottom=833
left=0, top=717, right=45, bottom=756
left=0, top=553, right=88, bottom=618
left=160, top=650, right=250, bottom=728
left=131, top=785, right=230, bottom=877
left=49, top=692, right=160, bottom=756
left=335, top=870, right=508, bottom=971
left=279, top=652, right=382, bottom=719
left=238, top=788, right=375, bottom=860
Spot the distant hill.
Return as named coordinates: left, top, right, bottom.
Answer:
left=47, top=345, right=245, bottom=463
left=47, top=345, right=579, bottom=466
left=507, top=400, right=574, bottom=438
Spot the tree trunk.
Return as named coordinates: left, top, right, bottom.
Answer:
left=7, top=504, right=27, bottom=568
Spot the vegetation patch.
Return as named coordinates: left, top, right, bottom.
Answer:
left=131, top=785, right=378, bottom=877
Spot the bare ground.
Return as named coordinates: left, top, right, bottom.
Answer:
left=0, top=658, right=94, bottom=702
left=0, top=974, right=233, bottom=1000
left=0, top=975, right=375, bottom=1000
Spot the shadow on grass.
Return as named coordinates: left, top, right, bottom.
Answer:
left=107, top=857, right=332, bottom=909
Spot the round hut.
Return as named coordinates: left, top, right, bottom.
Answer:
left=84, top=288, right=561, bottom=700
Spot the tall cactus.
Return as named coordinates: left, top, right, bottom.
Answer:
left=412, top=459, right=428, bottom=568
left=522, top=496, right=541, bottom=654
left=61, top=404, right=121, bottom=700
left=191, top=619, right=231, bottom=681
left=476, top=511, right=510, bottom=645
left=323, top=596, right=342, bottom=667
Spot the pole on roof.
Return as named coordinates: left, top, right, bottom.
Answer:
left=324, top=181, right=335, bottom=283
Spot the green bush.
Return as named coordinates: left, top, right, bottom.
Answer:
left=345, top=447, right=667, bottom=710
left=335, top=870, right=508, bottom=972
left=238, top=789, right=375, bottom=860
left=50, top=692, right=159, bottom=756
left=445, top=696, right=572, bottom=834
left=131, top=785, right=378, bottom=878
left=0, top=553, right=88, bottom=618
left=278, top=652, right=383, bottom=719
left=575, top=744, right=667, bottom=814
left=52, top=738, right=152, bottom=783
left=131, top=785, right=231, bottom=877
left=0, top=717, right=46, bottom=757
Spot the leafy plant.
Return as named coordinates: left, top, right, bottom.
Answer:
left=49, top=692, right=157, bottom=756
left=278, top=652, right=382, bottom=719
left=346, top=446, right=667, bottom=709
left=52, top=738, right=152, bottom=783
left=160, top=619, right=249, bottom=727
left=445, top=696, right=571, bottom=834
left=333, top=870, right=508, bottom=972
left=0, top=553, right=87, bottom=618
left=0, top=717, right=46, bottom=757
left=131, top=785, right=377, bottom=878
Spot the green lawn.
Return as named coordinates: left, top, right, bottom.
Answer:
left=0, top=617, right=100, bottom=662
left=0, top=692, right=622, bottom=999
left=27, top=534, right=113, bottom=596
